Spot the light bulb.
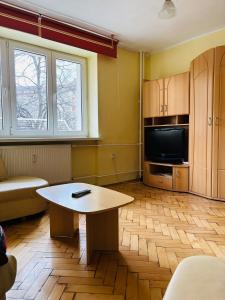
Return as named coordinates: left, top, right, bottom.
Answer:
left=159, top=0, right=176, bottom=19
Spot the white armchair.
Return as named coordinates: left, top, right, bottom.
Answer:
left=163, top=256, right=225, bottom=300
left=0, top=255, right=17, bottom=300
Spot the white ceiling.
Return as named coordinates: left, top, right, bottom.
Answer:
left=3, top=0, right=225, bottom=52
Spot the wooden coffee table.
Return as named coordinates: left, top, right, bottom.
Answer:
left=37, top=183, right=134, bottom=263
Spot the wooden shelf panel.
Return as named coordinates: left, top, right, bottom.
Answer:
left=144, top=114, right=189, bottom=127
left=144, top=161, right=189, bottom=168
left=144, top=123, right=189, bottom=128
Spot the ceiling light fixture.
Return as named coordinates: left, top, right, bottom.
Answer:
left=159, top=0, right=176, bottom=19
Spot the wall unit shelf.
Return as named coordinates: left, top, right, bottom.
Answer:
left=144, top=124, right=189, bottom=128
left=144, top=114, right=189, bottom=127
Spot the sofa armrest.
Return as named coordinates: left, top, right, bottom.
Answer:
left=0, top=255, right=17, bottom=297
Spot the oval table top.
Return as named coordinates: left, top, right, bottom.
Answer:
left=37, top=182, right=134, bottom=214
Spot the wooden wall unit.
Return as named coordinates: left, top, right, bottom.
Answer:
left=143, top=71, right=190, bottom=193
left=143, top=46, right=225, bottom=201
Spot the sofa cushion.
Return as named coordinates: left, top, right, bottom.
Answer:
left=0, top=176, right=48, bottom=205
left=0, top=176, right=48, bottom=222
left=0, top=226, right=8, bottom=266
left=0, top=176, right=48, bottom=193
left=0, top=159, right=7, bottom=181
left=163, top=256, right=225, bottom=300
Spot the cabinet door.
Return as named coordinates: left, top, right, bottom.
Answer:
left=143, top=79, right=164, bottom=117
left=164, top=72, right=190, bottom=116
left=173, top=167, right=189, bottom=192
left=213, top=46, right=225, bottom=199
left=189, top=49, right=214, bottom=197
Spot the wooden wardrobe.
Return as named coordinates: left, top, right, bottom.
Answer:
left=189, top=46, right=225, bottom=200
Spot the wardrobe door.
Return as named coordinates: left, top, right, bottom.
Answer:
left=213, top=46, right=225, bottom=199
left=143, top=79, right=164, bottom=117
left=189, top=49, right=214, bottom=197
left=164, top=72, right=190, bottom=116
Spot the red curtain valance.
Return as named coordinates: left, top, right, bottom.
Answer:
left=0, top=2, right=118, bottom=58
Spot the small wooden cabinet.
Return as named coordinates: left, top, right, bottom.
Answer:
left=164, top=72, right=189, bottom=116
left=144, top=162, right=189, bottom=192
left=173, top=167, right=189, bottom=192
left=143, top=79, right=164, bottom=117
left=143, top=72, right=189, bottom=118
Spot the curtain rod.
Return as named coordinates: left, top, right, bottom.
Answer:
left=0, top=10, right=116, bottom=48
left=0, top=1, right=118, bottom=43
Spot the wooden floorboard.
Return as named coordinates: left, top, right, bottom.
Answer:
left=4, top=181, right=225, bottom=300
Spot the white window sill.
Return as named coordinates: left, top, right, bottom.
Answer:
left=0, top=136, right=101, bottom=143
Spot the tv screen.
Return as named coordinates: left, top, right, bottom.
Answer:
left=145, top=127, right=186, bottom=164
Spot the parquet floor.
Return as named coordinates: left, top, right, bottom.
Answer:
left=4, top=181, right=225, bottom=300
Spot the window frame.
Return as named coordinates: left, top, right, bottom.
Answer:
left=0, top=40, right=10, bottom=137
left=0, top=39, right=88, bottom=139
left=9, top=41, right=53, bottom=137
left=52, top=51, right=88, bottom=137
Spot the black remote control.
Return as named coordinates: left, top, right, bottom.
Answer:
left=72, top=189, right=91, bottom=198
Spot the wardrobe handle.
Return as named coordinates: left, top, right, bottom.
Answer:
left=215, top=117, right=220, bottom=126
left=160, top=105, right=164, bottom=112
left=208, top=117, right=213, bottom=126
left=164, top=105, right=168, bottom=112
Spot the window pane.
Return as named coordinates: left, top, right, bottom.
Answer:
left=0, top=61, right=2, bottom=130
left=14, top=49, right=48, bottom=131
left=0, top=85, right=2, bottom=130
left=56, top=59, right=82, bottom=132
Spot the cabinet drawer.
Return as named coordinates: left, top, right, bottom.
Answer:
left=148, top=174, right=172, bottom=190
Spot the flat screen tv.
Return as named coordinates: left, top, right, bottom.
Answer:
left=145, top=127, right=187, bottom=164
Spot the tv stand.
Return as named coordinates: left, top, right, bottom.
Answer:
left=143, top=161, right=189, bottom=192
left=143, top=112, right=189, bottom=192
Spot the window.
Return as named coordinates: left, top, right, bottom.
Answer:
left=0, top=44, right=3, bottom=131
left=0, top=95, right=3, bottom=130
left=14, top=49, right=48, bottom=132
left=55, top=56, right=83, bottom=133
left=0, top=40, right=87, bottom=139
left=0, top=80, right=3, bottom=131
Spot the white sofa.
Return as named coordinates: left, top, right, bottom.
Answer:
left=163, top=256, right=225, bottom=300
left=0, top=255, right=17, bottom=300
left=0, top=158, right=48, bottom=222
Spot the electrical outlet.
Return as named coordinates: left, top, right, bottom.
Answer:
left=32, top=154, right=37, bottom=163
left=111, top=153, right=116, bottom=160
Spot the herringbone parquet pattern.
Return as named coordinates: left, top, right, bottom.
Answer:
left=4, top=181, right=225, bottom=300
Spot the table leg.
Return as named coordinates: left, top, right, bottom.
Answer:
left=86, top=208, right=119, bottom=264
left=49, top=203, right=79, bottom=238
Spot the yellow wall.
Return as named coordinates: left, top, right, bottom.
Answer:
left=145, top=27, right=225, bottom=80
left=72, top=48, right=140, bottom=185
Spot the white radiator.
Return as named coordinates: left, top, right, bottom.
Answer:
left=0, top=145, right=71, bottom=184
